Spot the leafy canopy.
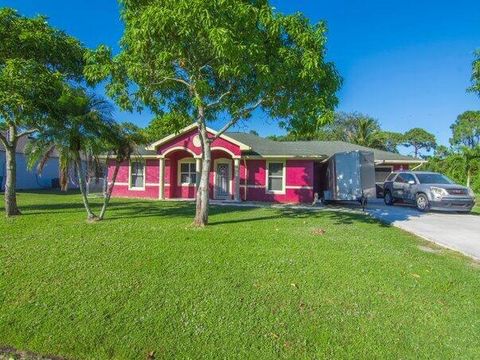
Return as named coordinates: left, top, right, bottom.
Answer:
left=143, top=112, right=191, bottom=143
left=470, top=50, right=480, bottom=95
left=85, top=0, right=341, bottom=132
left=402, top=127, right=436, bottom=157
left=450, top=110, right=480, bottom=149
left=427, top=146, right=480, bottom=191
left=0, top=8, right=85, bottom=134
left=279, top=112, right=404, bottom=153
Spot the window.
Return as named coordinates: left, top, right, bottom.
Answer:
left=396, top=173, right=416, bottom=184
left=267, top=162, right=284, bottom=193
left=386, top=173, right=397, bottom=182
left=416, top=173, right=453, bottom=184
left=130, top=160, right=145, bottom=189
left=179, top=160, right=196, bottom=185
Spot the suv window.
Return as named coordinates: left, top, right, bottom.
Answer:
left=396, top=173, right=416, bottom=184
left=386, top=173, right=397, bottom=182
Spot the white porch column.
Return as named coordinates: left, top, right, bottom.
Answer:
left=195, top=158, right=202, bottom=187
left=158, top=157, right=165, bottom=200
left=234, top=158, right=241, bottom=202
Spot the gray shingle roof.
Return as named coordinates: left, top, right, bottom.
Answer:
left=226, top=132, right=417, bottom=162
left=133, top=146, right=157, bottom=156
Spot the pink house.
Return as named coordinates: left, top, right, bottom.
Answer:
left=107, top=125, right=421, bottom=203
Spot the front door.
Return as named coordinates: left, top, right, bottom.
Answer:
left=215, top=163, right=230, bottom=199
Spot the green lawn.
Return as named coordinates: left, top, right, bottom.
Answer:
left=473, top=196, right=480, bottom=214
left=1, top=192, right=479, bottom=359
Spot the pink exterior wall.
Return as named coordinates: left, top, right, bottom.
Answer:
left=167, top=150, right=196, bottom=199
left=109, top=159, right=160, bottom=199
left=157, top=128, right=242, bottom=157
left=240, top=159, right=314, bottom=203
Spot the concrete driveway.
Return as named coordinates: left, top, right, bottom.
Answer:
left=366, top=200, right=480, bottom=260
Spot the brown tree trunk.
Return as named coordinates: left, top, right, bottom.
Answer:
left=3, top=125, right=21, bottom=217
left=194, top=109, right=210, bottom=227
left=75, top=153, right=97, bottom=221
left=98, top=159, right=121, bottom=220
left=4, top=143, right=21, bottom=217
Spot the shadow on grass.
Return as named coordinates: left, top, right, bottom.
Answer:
left=10, top=190, right=390, bottom=227
left=205, top=207, right=389, bottom=227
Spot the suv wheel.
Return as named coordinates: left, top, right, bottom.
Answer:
left=416, top=193, right=430, bottom=212
left=384, top=191, right=394, bottom=206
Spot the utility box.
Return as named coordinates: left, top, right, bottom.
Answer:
left=323, top=151, right=376, bottom=203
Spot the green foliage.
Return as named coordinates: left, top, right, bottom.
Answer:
left=106, top=122, right=147, bottom=161
left=25, top=87, right=114, bottom=189
left=375, top=131, right=404, bottom=153
left=469, top=49, right=480, bottom=95
left=279, top=112, right=404, bottom=152
left=0, top=8, right=85, bottom=133
left=402, top=128, right=437, bottom=158
left=84, top=0, right=341, bottom=131
left=426, top=146, right=480, bottom=192
left=143, top=112, right=191, bottom=143
left=450, top=111, right=480, bottom=149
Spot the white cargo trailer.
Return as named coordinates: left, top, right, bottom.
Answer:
left=322, top=151, right=376, bottom=209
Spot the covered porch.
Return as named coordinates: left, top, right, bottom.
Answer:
left=159, top=147, right=241, bottom=201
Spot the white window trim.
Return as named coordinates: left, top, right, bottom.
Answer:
left=265, top=160, right=286, bottom=195
left=213, top=158, right=232, bottom=199
left=177, top=158, right=197, bottom=187
left=128, top=159, right=146, bottom=190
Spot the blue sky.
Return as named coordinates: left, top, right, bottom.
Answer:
left=3, top=0, right=480, bottom=152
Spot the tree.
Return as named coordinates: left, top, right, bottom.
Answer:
left=0, top=8, right=84, bottom=216
left=375, top=131, right=404, bottom=153
left=469, top=50, right=480, bottom=95
left=450, top=111, right=480, bottom=149
left=143, top=111, right=191, bottom=143
left=458, top=147, right=480, bottom=188
left=345, top=117, right=383, bottom=148
left=402, top=128, right=436, bottom=158
left=85, top=0, right=341, bottom=226
left=433, top=145, right=450, bottom=159
left=99, top=122, right=146, bottom=220
left=26, top=88, right=114, bottom=221
left=315, top=112, right=403, bottom=151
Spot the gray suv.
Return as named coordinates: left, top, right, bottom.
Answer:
left=383, top=171, right=476, bottom=212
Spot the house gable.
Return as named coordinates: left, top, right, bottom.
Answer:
left=151, top=125, right=249, bottom=158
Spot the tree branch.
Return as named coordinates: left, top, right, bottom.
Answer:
left=212, top=98, right=264, bottom=140
left=153, top=77, right=191, bottom=88
left=0, top=131, right=7, bottom=147
left=206, top=90, right=231, bottom=108
left=17, top=128, right=39, bottom=139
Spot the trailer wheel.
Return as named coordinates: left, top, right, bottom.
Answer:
left=360, top=196, right=368, bottom=211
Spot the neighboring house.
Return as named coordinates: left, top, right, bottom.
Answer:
left=0, top=134, right=60, bottom=191
left=0, top=133, right=89, bottom=191
left=107, top=124, right=423, bottom=203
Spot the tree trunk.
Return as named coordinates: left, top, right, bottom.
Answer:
left=466, top=167, right=471, bottom=188
left=98, top=159, right=121, bottom=220
left=194, top=113, right=210, bottom=227
left=75, top=153, right=97, bottom=221
left=4, top=132, right=21, bottom=217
